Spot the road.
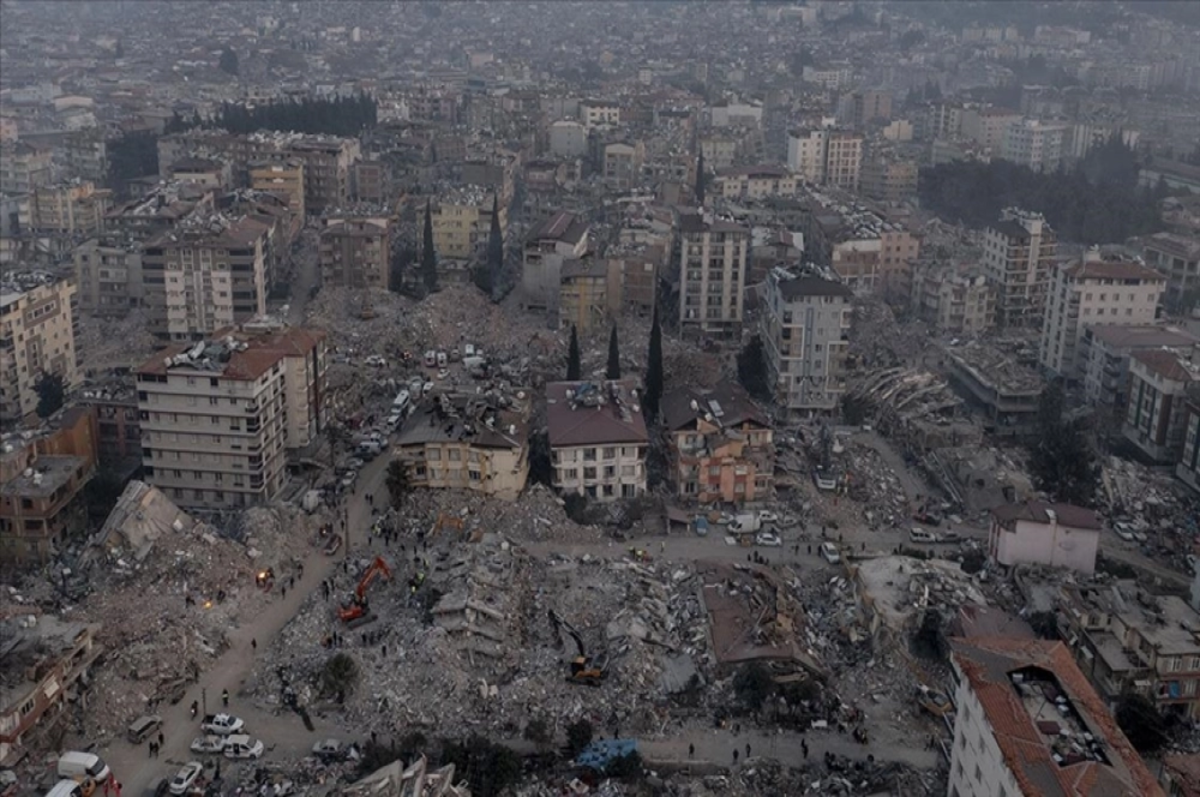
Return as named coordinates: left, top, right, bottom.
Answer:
left=102, top=454, right=392, bottom=797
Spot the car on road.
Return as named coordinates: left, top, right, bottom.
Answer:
left=323, top=533, right=343, bottom=556
left=345, top=457, right=365, bottom=471
left=755, top=531, right=782, bottom=547
left=819, top=542, right=841, bottom=564
left=311, top=739, right=346, bottom=763
left=364, top=355, right=386, bottom=368
left=168, top=762, right=204, bottom=796
left=199, top=713, right=245, bottom=735
left=756, top=511, right=780, bottom=525
left=189, top=736, right=228, bottom=755
left=223, top=734, right=264, bottom=760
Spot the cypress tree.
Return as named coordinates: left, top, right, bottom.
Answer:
left=476, top=194, right=502, bottom=300
left=644, top=307, right=663, bottom=421
left=567, top=325, right=582, bottom=381
left=606, top=326, right=621, bottom=379
left=421, top=200, right=438, bottom=294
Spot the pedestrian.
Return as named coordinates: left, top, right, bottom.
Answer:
left=251, top=638, right=257, bottom=651
left=158, top=731, right=164, bottom=747
left=147, top=742, right=153, bottom=759
left=745, top=742, right=751, bottom=757
left=733, top=749, right=738, bottom=764
left=289, top=576, right=295, bottom=590
left=659, top=541, right=665, bottom=553
left=222, top=688, right=229, bottom=707
left=808, top=544, right=812, bottom=555
left=281, top=586, right=287, bottom=599
left=802, top=740, right=809, bottom=759
left=688, top=743, right=694, bottom=758
left=116, top=783, right=122, bottom=797
left=371, top=730, right=378, bottom=745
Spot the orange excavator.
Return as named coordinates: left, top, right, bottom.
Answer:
left=338, top=556, right=392, bottom=625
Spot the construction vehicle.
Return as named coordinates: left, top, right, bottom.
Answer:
left=548, top=610, right=609, bottom=687
left=338, top=556, right=392, bottom=625
left=431, top=512, right=464, bottom=537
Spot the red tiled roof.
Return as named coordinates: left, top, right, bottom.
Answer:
left=1131, top=348, right=1199, bottom=383
left=546, top=380, right=648, bottom=448
left=951, top=637, right=1163, bottom=797
left=1063, top=259, right=1165, bottom=282
left=1163, top=753, right=1200, bottom=797
left=138, top=327, right=325, bottom=381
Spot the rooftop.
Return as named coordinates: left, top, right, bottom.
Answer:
left=1130, top=348, right=1200, bottom=383
left=773, top=273, right=854, bottom=300
left=527, top=210, right=588, bottom=245
left=661, top=380, right=769, bottom=432
left=0, top=270, right=64, bottom=310
left=137, top=326, right=325, bottom=381
left=395, top=392, right=528, bottom=451
left=1086, top=324, right=1197, bottom=350
left=992, top=500, right=1102, bottom=531
left=951, top=637, right=1163, bottom=797
left=1063, top=259, right=1165, bottom=283
left=0, top=455, right=86, bottom=499
left=546, top=380, right=648, bottom=448
left=0, top=616, right=100, bottom=710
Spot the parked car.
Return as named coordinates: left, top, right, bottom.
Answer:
left=222, top=735, right=264, bottom=760
left=755, top=531, right=782, bottom=547
left=168, top=762, right=204, bottom=796
left=189, top=736, right=228, bottom=755
left=127, top=715, right=163, bottom=744
left=199, top=714, right=244, bottom=735
left=909, top=528, right=938, bottom=544
left=819, top=542, right=841, bottom=564
left=311, top=739, right=346, bottom=763
left=323, top=533, right=343, bottom=556
left=756, top=511, right=780, bottom=525
left=364, top=355, right=386, bottom=368
left=386, top=412, right=403, bottom=430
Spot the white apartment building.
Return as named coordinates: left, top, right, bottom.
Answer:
left=947, top=637, right=1161, bottom=797
left=678, top=212, right=749, bottom=339
left=961, top=107, right=1022, bottom=154
left=546, top=380, right=647, bottom=502
left=73, top=237, right=143, bottom=316
left=759, top=268, right=853, bottom=417
left=1180, top=400, right=1200, bottom=494
left=0, top=273, right=80, bottom=423
left=712, top=166, right=799, bottom=200
left=141, top=216, right=269, bottom=340
left=1001, top=118, right=1068, bottom=173
left=1039, top=254, right=1165, bottom=378
left=548, top=120, right=588, bottom=158
left=982, top=209, right=1057, bottom=328
left=786, top=129, right=863, bottom=190
left=136, top=327, right=327, bottom=509
left=578, top=100, right=621, bottom=129
left=1124, top=348, right=1200, bottom=464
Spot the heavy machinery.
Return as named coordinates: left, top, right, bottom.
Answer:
left=548, top=610, right=609, bottom=687
left=338, top=556, right=392, bottom=625
left=431, top=512, right=464, bottom=537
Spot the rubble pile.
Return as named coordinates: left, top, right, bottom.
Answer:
left=847, top=301, right=931, bottom=370
left=842, top=444, right=912, bottom=529
left=75, top=309, right=158, bottom=372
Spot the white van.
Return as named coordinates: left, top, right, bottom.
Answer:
left=909, top=527, right=938, bottom=544
left=46, top=780, right=84, bottom=797
left=819, top=542, right=841, bottom=565
left=57, top=752, right=111, bottom=783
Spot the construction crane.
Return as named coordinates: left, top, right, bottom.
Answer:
left=548, top=609, right=609, bottom=687
left=338, top=556, right=392, bottom=625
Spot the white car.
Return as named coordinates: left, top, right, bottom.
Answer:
left=386, top=412, right=403, bottom=430
left=199, top=713, right=245, bottom=735
left=169, top=762, right=204, bottom=795
left=755, top=531, right=782, bottom=547
left=757, top=511, right=780, bottom=525
left=189, top=736, right=228, bottom=754
left=223, top=734, right=264, bottom=760
left=819, top=542, right=841, bottom=564
left=365, top=355, right=387, bottom=368
left=311, top=739, right=345, bottom=762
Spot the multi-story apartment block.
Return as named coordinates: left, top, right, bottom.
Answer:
left=1124, top=347, right=1200, bottom=464
left=947, top=637, right=1161, bottom=797
left=522, top=210, right=589, bottom=313
left=961, top=106, right=1022, bottom=154
left=606, top=249, right=659, bottom=318
left=0, top=141, right=52, bottom=194
left=837, top=89, right=893, bottom=130
left=1080, top=324, right=1198, bottom=419
left=988, top=501, right=1101, bottom=574
left=167, top=157, right=233, bottom=191
left=73, top=237, right=143, bottom=316
left=141, top=215, right=269, bottom=341
left=287, top=137, right=360, bottom=214
left=1001, top=118, right=1068, bottom=173
left=1143, top=232, right=1200, bottom=311
left=558, top=258, right=610, bottom=334
left=546, top=380, right=648, bottom=502
left=249, top=160, right=305, bottom=217
left=711, top=166, right=799, bottom=200
left=982, top=209, right=1057, bottom=328
left=678, top=212, right=749, bottom=339
left=319, top=214, right=391, bottom=291
left=578, top=99, right=621, bottom=129
left=602, top=141, right=645, bottom=192
left=786, top=128, right=863, bottom=191
left=394, top=391, right=530, bottom=502
left=29, top=180, right=110, bottom=236
left=136, top=326, right=327, bottom=509
left=860, top=157, right=918, bottom=204
left=0, top=272, right=80, bottom=424
left=661, top=381, right=773, bottom=504
left=831, top=223, right=921, bottom=298
left=759, top=268, right=853, bottom=417
left=1039, top=254, right=1166, bottom=378
left=1180, top=400, right=1200, bottom=493
left=104, top=182, right=214, bottom=241
left=424, top=187, right=508, bottom=265
left=699, top=135, right=739, bottom=171
left=59, top=129, right=109, bottom=184
left=548, top=120, right=588, bottom=158
left=909, top=267, right=995, bottom=334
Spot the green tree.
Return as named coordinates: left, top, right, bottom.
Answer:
left=643, top=307, right=663, bottom=421
left=733, top=662, right=775, bottom=712
left=475, top=194, right=503, bottom=300
left=439, top=736, right=522, bottom=797
left=737, top=335, right=771, bottom=402
left=1115, top=692, right=1177, bottom=753
left=218, top=47, right=239, bottom=76
left=567, top=325, right=582, bottom=380
left=565, top=719, right=594, bottom=757
left=385, top=460, right=412, bottom=509
left=421, top=200, right=438, bottom=294
left=695, top=151, right=706, bottom=206
left=320, top=652, right=359, bottom=699
left=606, top=325, right=621, bottom=379
left=34, top=372, right=66, bottom=418
left=1028, top=380, right=1099, bottom=505
left=1028, top=611, right=1060, bottom=640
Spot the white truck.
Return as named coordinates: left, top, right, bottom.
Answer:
left=727, top=513, right=762, bottom=534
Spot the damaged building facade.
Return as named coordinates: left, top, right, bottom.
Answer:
left=988, top=501, right=1101, bottom=575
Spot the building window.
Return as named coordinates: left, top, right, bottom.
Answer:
left=603, top=447, right=615, bottom=459
left=583, top=467, right=596, bottom=479
left=584, top=448, right=597, bottom=461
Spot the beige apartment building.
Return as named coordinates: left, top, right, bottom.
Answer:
left=522, top=210, right=589, bottom=313
left=961, top=106, right=1022, bottom=153
left=603, top=141, right=645, bottom=192
left=712, top=166, right=799, bottom=200
left=136, top=326, right=327, bottom=508
left=831, top=224, right=920, bottom=298
left=860, top=157, right=918, bottom=204
left=1039, top=254, right=1166, bottom=378
left=141, top=216, right=269, bottom=340
left=678, top=212, right=749, bottom=339
left=424, top=188, right=508, bottom=264
left=786, top=128, right=863, bottom=190
left=558, top=258, right=611, bottom=334
left=30, top=181, right=111, bottom=236
left=760, top=268, right=854, bottom=417
left=0, top=141, right=52, bottom=194
left=1142, top=231, right=1200, bottom=311
left=982, top=208, right=1057, bottom=328
left=0, top=274, right=80, bottom=423
left=73, top=237, right=143, bottom=316
left=546, top=380, right=648, bottom=502
left=249, top=160, right=305, bottom=217
left=319, top=215, right=391, bottom=291
left=909, top=266, right=995, bottom=334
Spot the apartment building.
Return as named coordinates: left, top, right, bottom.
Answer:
left=141, top=216, right=269, bottom=341
left=288, top=137, right=360, bottom=214
left=661, top=381, right=773, bottom=504
left=909, top=267, right=995, bottom=335
left=0, top=141, right=52, bottom=194
left=546, top=380, right=648, bottom=502
left=29, top=180, right=110, bottom=236
left=759, top=268, right=853, bottom=417
left=947, top=637, right=1162, bottom=797
left=1143, top=232, right=1200, bottom=311
left=0, top=273, right=80, bottom=424
left=424, top=187, right=508, bottom=264
left=678, top=212, right=749, bottom=339
left=249, top=160, right=305, bottom=217
left=606, top=249, right=659, bottom=318
left=712, top=166, right=799, bottom=200
left=73, top=236, right=143, bottom=316
left=1039, top=255, right=1166, bottom=378
left=860, top=157, right=918, bottom=204
left=988, top=500, right=1102, bottom=575
left=558, top=258, right=610, bottom=334
left=136, top=326, right=327, bottom=509
left=578, top=99, right=621, bottom=129
left=961, top=106, right=1022, bottom=153
left=104, top=182, right=214, bottom=241
left=0, top=407, right=98, bottom=563
left=393, top=391, right=530, bottom=502
left=602, top=141, right=645, bottom=192
left=1080, top=324, right=1198, bottom=418
left=1001, top=119, right=1068, bottom=173
left=1180, top=400, right=1200, bottom=493
left=786, top=129, right=863, bottom=190
left=167, top=157, right=233, bottom=191
left=837, top=89, right=893, bottom=130
left=319, top=214, right=391, bottom=291
left=548, top=120, right=588, bottom=158
left=982, top=209, right=1057, bottom=328
left=1124, top=348, right=1200, bottom=463
left=831, top=223, right=921, bottom=298
left=522, top=210, right=590, bottom=313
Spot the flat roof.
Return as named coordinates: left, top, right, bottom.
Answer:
left=0, top=455, right=86, bottom=498
left=137, top=327, right=325, bottom=381
left=1086, top=324, right=1197, bottom=349
left=992, top=500, right=1101, bottom=530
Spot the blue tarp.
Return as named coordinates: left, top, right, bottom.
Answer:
left=575, top=738, right=638, bottom=769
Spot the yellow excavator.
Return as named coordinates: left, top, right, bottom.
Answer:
left=548, top=609, right=609, bottom=687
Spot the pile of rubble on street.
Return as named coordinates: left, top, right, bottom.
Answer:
left=74, top=309, right=159, bottom=373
